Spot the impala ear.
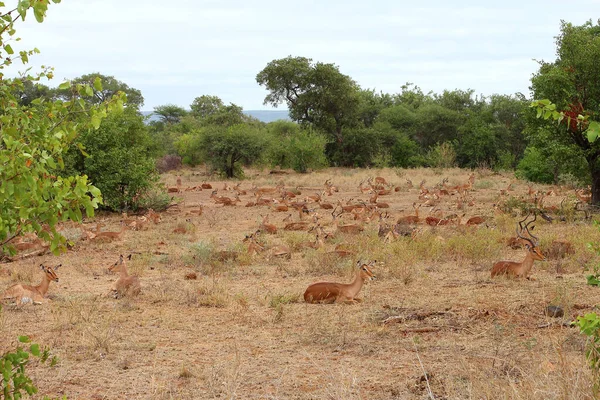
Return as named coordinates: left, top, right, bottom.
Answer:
left=40, top=264, right=45, bottom=271
left=127, top=254, right=132, bottom=260
left=54, top=264, right=62, bottom=270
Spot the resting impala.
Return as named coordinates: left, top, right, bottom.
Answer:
left=1, top=264, right=61, bottom=305
left=304, top=260, right=376, bottom=304
left=491, top=213, right=545, bottom=279
left=108, top=255, right=141, bottom=298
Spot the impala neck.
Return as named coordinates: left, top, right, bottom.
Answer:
left=120, top=261, right=130, bottom=278
left=35, top=274, right=52, bottom=296
left=346, top=270, right=365, bottom=297
left=521, top=251, right=536, bottom=270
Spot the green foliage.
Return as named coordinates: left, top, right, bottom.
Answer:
left=256, top=56, right=361, bottom=145
left=530, top=20, right=600, bottom=203
left=0, top=2, right=124, bottom=255
left=1, top=335, right=58, bottom=400
left=190, top=95, right=224, bottom=119
left=190, top=124, right=268, bottom=178
left=577, top=313, right=600, bottom=391
left=153, top=104, right=187, bottom=124
left=135, top=187, right=171, bottom=212
left=54, top=72, right=144, bottom=109
left=515, top=147, right=555, bottom=184
left=586, top=223, right=600, bottom=286
left=265, top=121, right=328, bottom=173
left=327, top=128, right=381, bottom=167
left=425, top=142, right=457, bottom=168
left=73, top=107, right=158, bottom=211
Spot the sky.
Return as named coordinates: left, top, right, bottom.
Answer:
left=6, top=0, right=598, bottom=111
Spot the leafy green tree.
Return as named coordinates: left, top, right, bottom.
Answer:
left=190, top=95, right=224, bottom=119
left=11, top=79, right=52, bottom=106
left=413, top=104, right=463, bottom=148
left=265, top=121, right=328, bottom=173
left=186, top=125, right=268, bottom=178
left=357, top=89, right=394, bottom=128
left=0, top=1, right=123, bottom=255
left=256, top=56, right=361, bottom=145
left=530, top=20, right=600, bottom=203
left=76, top=107, right=158, bottom=211
left=153, top=104, right=187, bottom=124
left=55, top=72, right=144, bottom=109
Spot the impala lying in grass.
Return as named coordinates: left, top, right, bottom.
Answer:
left=1, top=264, right=61, bottom=305
left=304, top=260, right=376, bottom=304
left=491, top=213, right=546, bottom=279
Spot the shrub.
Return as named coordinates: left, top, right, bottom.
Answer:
left=265, top=125, right=329, bottom=173
left=516, top=146, right=554, bottom=184
left=156, top=154, right=182, bottom=173
left=1, top=335, right=58, bottom=400
left=67, top=107, right=159, bottom=211
left=426, top=142, right=457, bottom=168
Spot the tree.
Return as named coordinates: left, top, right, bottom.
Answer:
left=76, top=107, right=158, bottom=211
left=189, top=124, right=267, bottom=178
left=256, top=56, right=361, bottom=145
left=55, top=72, right=144, bottom=109
left=0, top=1, right=123, bottom=255
left=190, top=95, right=224, bottom=119
left=264, top=121, right=328, bottom=173
left=153, top=104, right=187, bottom=124
left=530, top=20, right=600, bottom=203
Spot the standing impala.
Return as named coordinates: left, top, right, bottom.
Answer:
left=1, top=263, right=61, bottom=305
left=491, top=213, right=546, bottom=279
left=304, top=260, right=376, bottom=304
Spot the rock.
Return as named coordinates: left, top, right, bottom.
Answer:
left=545, top=305, right=564, bottom=318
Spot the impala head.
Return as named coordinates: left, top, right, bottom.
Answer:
left=40, top=263, right=61, bottom=282
left=108, top=254, right=127, bottom=273
left=357, top=260, right=377, bottom=281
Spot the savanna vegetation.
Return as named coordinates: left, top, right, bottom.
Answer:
left=3, top=1, right=600, bottom=398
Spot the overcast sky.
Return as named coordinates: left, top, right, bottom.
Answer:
left=7, top=0, right=597, bottom=111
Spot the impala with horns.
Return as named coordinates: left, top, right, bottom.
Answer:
left=491, top=213, right=546, bottom=279
left=1, top=264, right=61, bottom=305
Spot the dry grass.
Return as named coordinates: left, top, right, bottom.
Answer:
left=1, top=167, right=600, bottom=399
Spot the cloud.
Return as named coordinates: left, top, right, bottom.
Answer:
left=3, top=0, right=594, bottom=109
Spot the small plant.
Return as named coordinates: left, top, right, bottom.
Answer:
left=577, top=312, right=600, bottom=391
left=586, top=221, right=600, bottom=286
left=1, top=335, right=58, bottom=400
left=156, top=154, right=182, bottom=173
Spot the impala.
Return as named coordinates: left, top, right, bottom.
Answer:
left=1, top=264, right=61, bottom=305
left=396, top=203, right=421, bottom=225
left=304, top=260, right=376, bottom=304
left=491, top=214, right=545, bottom=279
left=108, top=254, right=141, bottom=298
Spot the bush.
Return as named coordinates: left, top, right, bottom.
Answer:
left=516, top=146, right=554, bottom=183
left=426, top=142, right=456, bottom=168
left=181, top=124, right=267, bottom=178
left=265, top=124, right=329, bottom=173
left=136, top=187, right=171, bottom=212
left=156, top=154, right=182, bottom=173
left=1, top=335, right=58, bottom=400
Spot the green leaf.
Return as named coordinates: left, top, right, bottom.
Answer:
left=586, top=121, right=600, bottom=144
left=29, top=344, right=40, bottom=357
left=58, top=81, right=71, bottom=90
left=93, top=76, right=102, bottom=91
left=4, top=44, right=13, bottom=54
left=18, top=336, right=30, bottom=343
left=84, top=85, right=93, bottom=97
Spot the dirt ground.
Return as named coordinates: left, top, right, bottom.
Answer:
left=1, top=167, right=600, bottom=399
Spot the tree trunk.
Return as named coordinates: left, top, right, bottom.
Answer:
left=588, top=154, right=600, bottom=205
